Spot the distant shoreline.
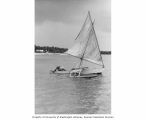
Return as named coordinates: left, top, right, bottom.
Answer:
left=35, top=45, right=111, bottom=55
left=35, top=51, right=111, bottom=55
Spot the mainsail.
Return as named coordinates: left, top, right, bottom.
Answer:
left=66, top=11, right=104, bottom=71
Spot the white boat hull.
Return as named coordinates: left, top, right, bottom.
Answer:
left=50, top=68, right=103, bottom=78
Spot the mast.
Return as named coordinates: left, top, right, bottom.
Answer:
left=78, top=11, right=93, bottom=68
left=78, top=25, right=92, bottom=68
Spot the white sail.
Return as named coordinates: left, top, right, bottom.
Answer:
left=66, top=12, right=93, bottom=58
left=66, top=12, right=104, bottom=73
left=82, top=27, right=102, bottom=65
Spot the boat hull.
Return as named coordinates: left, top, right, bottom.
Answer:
left=50, top=70, right=102, bottom=78
left=70, top=73, right=102, bottom=78
left=50, top=67, right=103, bottom=78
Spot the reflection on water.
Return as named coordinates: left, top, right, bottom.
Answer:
left=71, top=76, right=102, bottom=114
left=35, top=54, right=111, bottom=114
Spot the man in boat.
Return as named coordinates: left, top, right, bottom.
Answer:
left=52, top=66, right=66, bottom=73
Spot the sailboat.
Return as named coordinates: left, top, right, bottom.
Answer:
left=51, top=11, right=104, bottom=78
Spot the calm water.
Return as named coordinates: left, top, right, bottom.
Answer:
left=35, top=54, right=111, bottom=114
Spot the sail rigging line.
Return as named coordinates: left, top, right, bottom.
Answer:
left=89, top=13, right=104, bottom=68
left=92, top=25, right=104, bottom=68
left=75, top=13, right=95, bottom=41
left=75, top=13, right=89, bottom=40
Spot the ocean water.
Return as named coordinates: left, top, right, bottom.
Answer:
left=35, top=54, right=111, bottom=114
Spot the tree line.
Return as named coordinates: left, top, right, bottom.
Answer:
left=35, top=45, right=68, bottom=53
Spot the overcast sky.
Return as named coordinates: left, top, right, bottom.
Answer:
left=35, top=0, right=111, bottom=50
